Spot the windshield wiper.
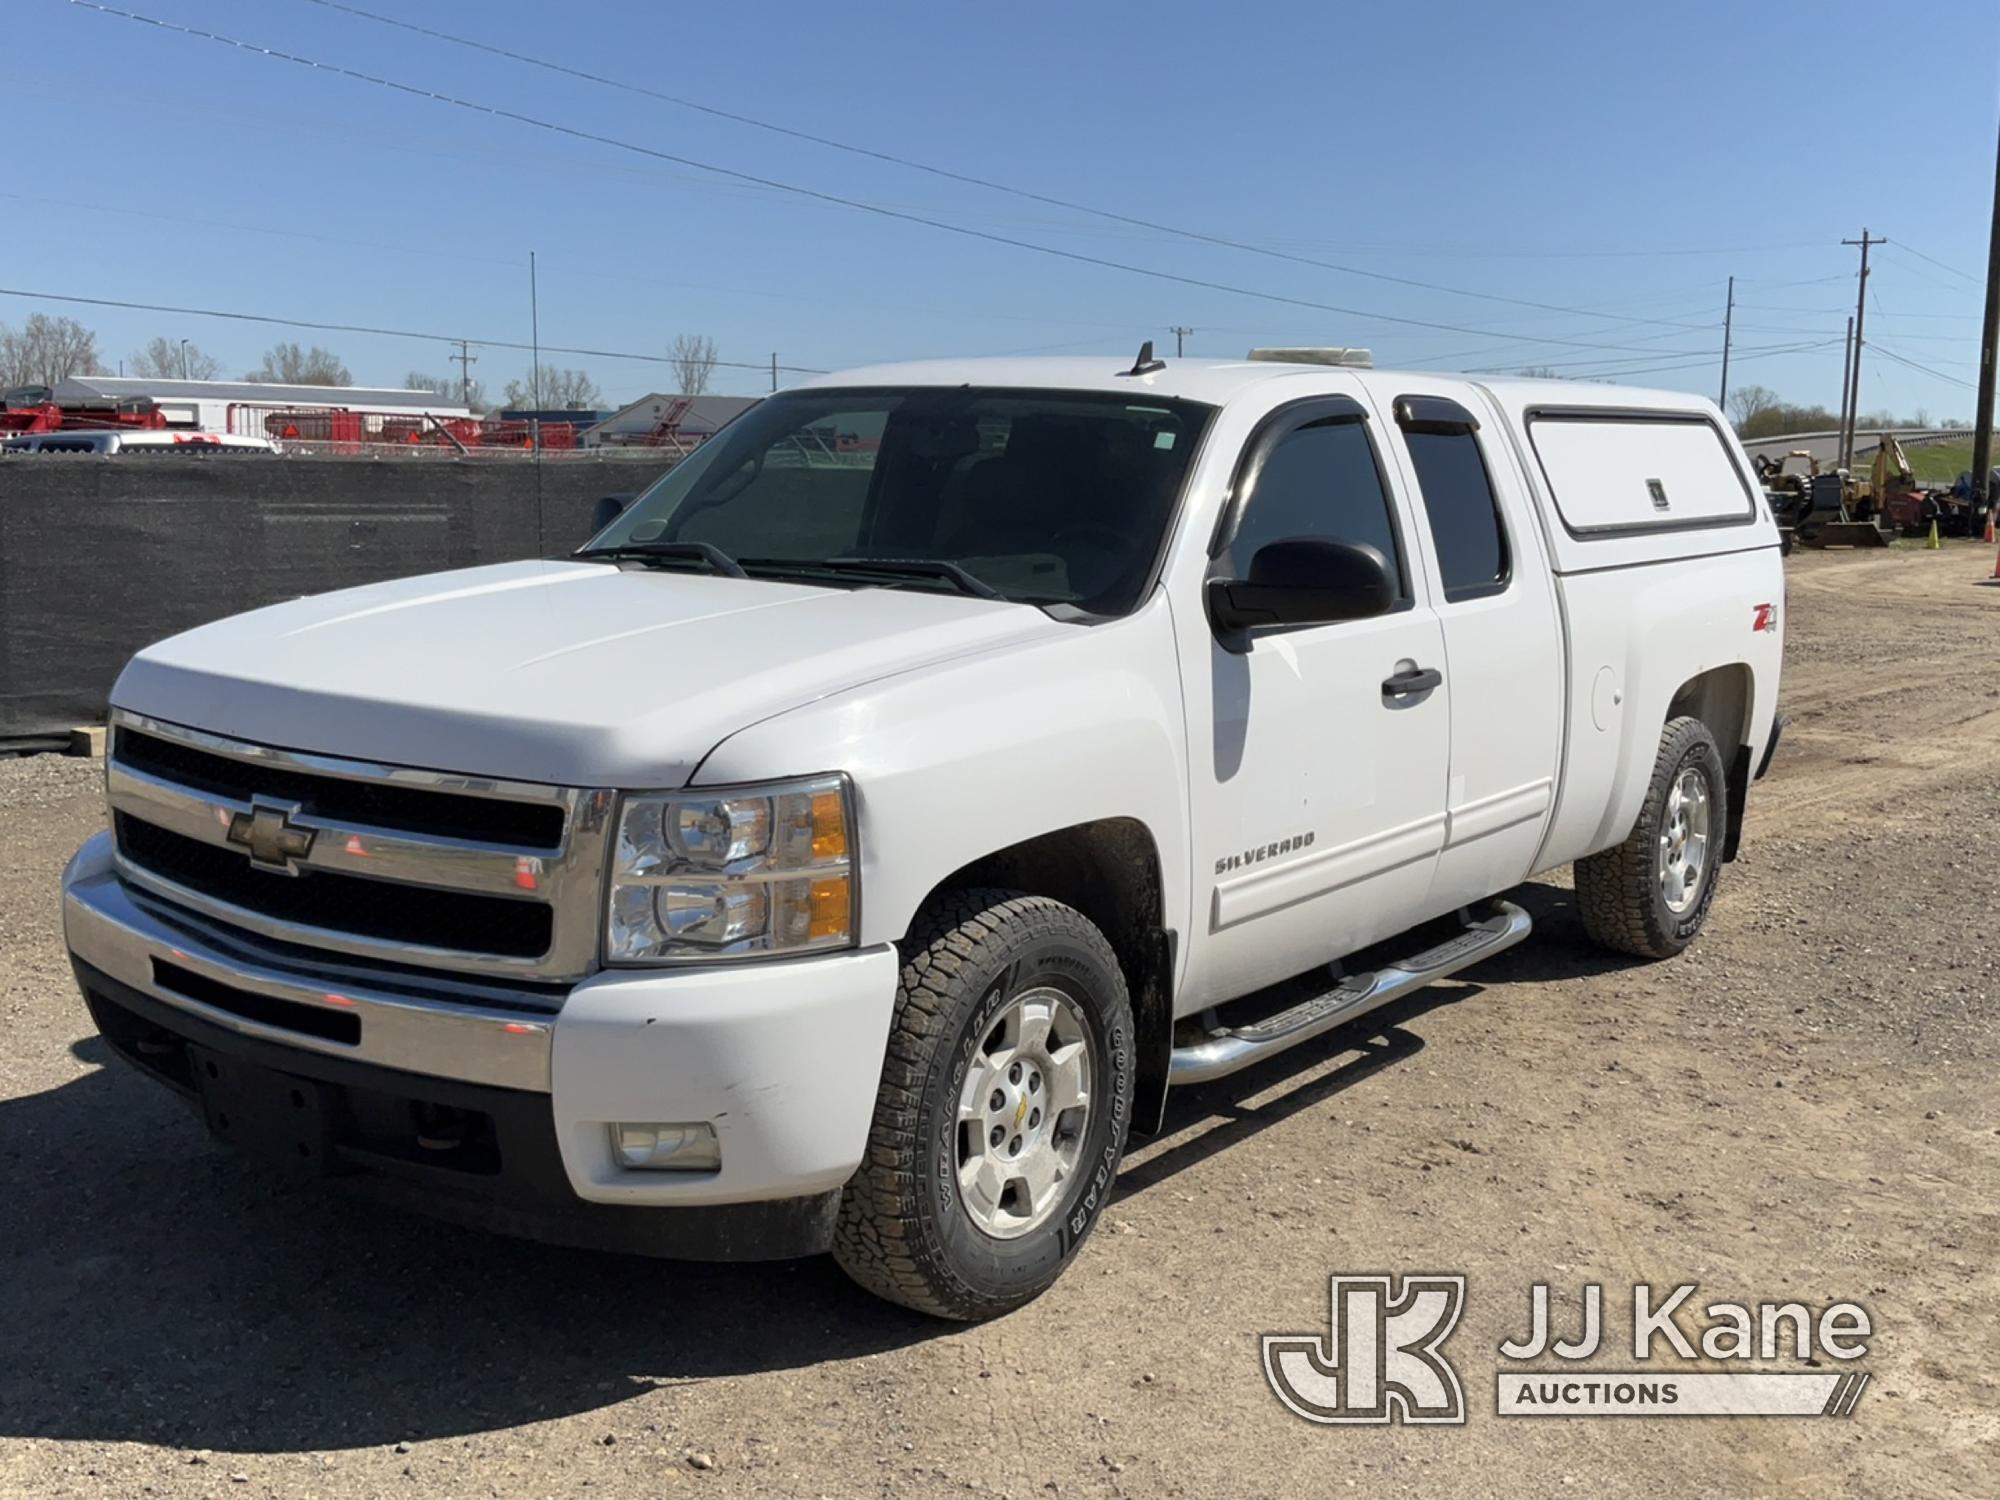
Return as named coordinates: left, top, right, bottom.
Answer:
left=744, top=556, right=1002, bottom=600
left=575, top=540, right=747, bottom=578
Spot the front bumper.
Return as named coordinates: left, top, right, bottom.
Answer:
left=63, top=832, right=900, bottom=1252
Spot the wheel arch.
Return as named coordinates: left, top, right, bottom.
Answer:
left=1665, top=663, right=1756, bottom=861
left=912, top=817, right=1177, bottom=1136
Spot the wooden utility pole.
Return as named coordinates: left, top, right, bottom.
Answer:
left=1169, top=325, right=1194, bottom=358
left=1840, top=229, right=1885, bottom=469
left=1839, top=316, right=1855, bottom=457
left=1972, top=111, right=2000, bottom=520
left=1717, top=277, right=1735, bottom=410
left=770, top=352, right=778, bottom=393
left=450, top=339, right=478, bottom=406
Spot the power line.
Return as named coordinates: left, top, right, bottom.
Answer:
left=0, top=190, right=1161, bottom=339
left=1428, top=321, right=1719, bottom=369
left=0, top=286, right=830, bottom=374
left=290, top=0, right=1728, bottom=332
left=1868, top=342, right=1979, bottom=390
left=63, top=1, right=1749, bottom=356
left=1888, top=242, right=1982, bottom=284
left=1736, top=272, right=1857, bottom=289
left=1560, top=342, right=1845, bottom=383
left=1467, top=337, right=1836, bottom=376
left=1878, top=245, right=1973, bottom=295
left=1737, top=304, right=1980, bottom=321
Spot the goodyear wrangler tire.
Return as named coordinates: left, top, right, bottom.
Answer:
left=1575, top=716, right=1728, bottom=960
left=833, top=889, right=1134, bottom=1320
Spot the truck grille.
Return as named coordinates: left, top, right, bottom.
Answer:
left=104, top=711, right=613, bottom=979
left=116, top=815, right=554, bottom=958
left=116, top=726, right=566, bottom=848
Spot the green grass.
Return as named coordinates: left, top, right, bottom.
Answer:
left=1903, top=439, right=1975, bottom=487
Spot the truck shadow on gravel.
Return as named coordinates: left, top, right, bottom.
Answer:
left=0, top=882, right=1632, bottom=1454
left=0, top=1039, right=939, bottom=1454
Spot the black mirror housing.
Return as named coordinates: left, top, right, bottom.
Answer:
left=1206, top=538, right=1395, bottom=634
left=590, top=493, right=635, bottom=535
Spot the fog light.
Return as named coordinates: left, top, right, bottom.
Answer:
left=610, top=1121, right=720, bottom=1172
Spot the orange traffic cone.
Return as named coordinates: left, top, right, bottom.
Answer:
left=1986, top=510, right=1998, bottom=545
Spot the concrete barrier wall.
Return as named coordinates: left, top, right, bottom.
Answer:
left=0, top=457, right=674, bottom=747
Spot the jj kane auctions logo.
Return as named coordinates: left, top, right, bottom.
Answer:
left=1264, top=1277, right=1872, bottom=1423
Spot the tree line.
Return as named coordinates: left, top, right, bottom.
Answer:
left=0, top=315, right=348, bottom=390
left=1, top=314, right=726, bottom=414
left=1724, top=384, right=1967, bottom=440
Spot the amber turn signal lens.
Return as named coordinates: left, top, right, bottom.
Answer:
left=807, top=876, right=851, bottom=939
left=810, top=790, right=848, bottom=860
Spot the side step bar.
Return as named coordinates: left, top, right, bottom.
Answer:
left=1167, top=899, right=1533, bottom=1086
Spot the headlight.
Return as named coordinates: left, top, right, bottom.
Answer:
left=604, top=774, right=856, bottom=963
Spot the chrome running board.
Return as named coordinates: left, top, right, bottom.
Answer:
left=1168, top=900, right=1532, bottom=1086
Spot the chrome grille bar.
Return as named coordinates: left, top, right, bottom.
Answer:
left=106, top=709, right=612, bottom=981
left=108, top=760, right=566, bottom=899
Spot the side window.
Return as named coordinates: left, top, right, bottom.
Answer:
left=1404, top=428, right=1510, bottom=601
left=1228, top=418, right=1407, bottom=600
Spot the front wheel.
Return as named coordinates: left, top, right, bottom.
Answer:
left=832, top=890, right=1133, bottom=1320
left=1575, top=716, right=1728, bottom=959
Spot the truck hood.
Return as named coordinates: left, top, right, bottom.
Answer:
left=112, top=560, right=1064, bottom=786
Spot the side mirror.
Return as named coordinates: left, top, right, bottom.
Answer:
left=590, top=492, right=635, bottom=535
left=1206, top=538, right=1395, bottom=634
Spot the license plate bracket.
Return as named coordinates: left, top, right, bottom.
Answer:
left=186, top=1044, right=335, bottom=1178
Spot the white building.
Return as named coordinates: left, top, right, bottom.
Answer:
left=48, top=375, right=471, bottom=435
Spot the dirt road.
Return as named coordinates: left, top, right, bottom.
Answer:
left=3, top=546, right=1996, bottom=1498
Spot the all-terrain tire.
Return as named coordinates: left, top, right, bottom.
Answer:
left=832, top=890, right=1134, bottom=1320
left=1575, top=716, right=1729, bottom=960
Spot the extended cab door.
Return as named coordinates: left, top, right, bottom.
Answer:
left=1376, top=383, right=1564, bottom=910
left=1180, top=395, right=1451, bottom=1006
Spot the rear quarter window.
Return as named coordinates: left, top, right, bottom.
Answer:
left=1528, top=414, right=1754, bottom=535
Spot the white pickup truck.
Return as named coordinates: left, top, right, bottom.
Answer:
left=63, top=350, right=1783, bottom=1318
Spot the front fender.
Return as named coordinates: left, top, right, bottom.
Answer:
left=692, top=599, right=1191, bottom=957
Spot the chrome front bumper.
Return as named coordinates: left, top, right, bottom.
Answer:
left=65, top=830, right=903, bottom=1206
left=63, top=832, right=556, bottom=1092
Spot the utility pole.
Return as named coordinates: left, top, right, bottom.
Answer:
left=1971, top=109, right=2000, bottom=526
left=450, top=339, right=478, bottom=406
left=1838, top=316, right=1855, bottom=459
left=179, top=338, right=190, bottom=380
left=1840, top=229, right=1885, bottom=470
left=528, top=252, right=542, bottom=414
left=1169, top=325, right=1194, bottom=358
left=529, top=250, right=544, bottom=554
left=770, top=352, right=778, bottom=393
left=1716, top=278, right=1734, bottom=410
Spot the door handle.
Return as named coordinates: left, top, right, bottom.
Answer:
left=1382, top=665, right=1443, bottom=699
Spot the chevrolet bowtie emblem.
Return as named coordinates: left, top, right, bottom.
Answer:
left=226, top=802, right=316, bottom=875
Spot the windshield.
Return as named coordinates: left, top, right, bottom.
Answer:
left=584, top=387, right=1212, bottom=615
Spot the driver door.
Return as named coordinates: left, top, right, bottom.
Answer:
left=1180, top=396, right=1451, bottom=1006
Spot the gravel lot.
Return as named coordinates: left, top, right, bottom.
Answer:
left=2, top=545, right=1996, bottom=1498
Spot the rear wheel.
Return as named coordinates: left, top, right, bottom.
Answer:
left=1575, top=716, right=1728, bottom=959
left=832, top=890, right=1133, bottom=1320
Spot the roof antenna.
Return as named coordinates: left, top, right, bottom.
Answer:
left=1120, top=339, right=1166, bottom=378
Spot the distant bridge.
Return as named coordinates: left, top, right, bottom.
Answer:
left=1738, top=428, right=1993, bottom=468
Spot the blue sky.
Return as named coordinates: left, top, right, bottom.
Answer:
left=5, top=0, right=1998, bottom=416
